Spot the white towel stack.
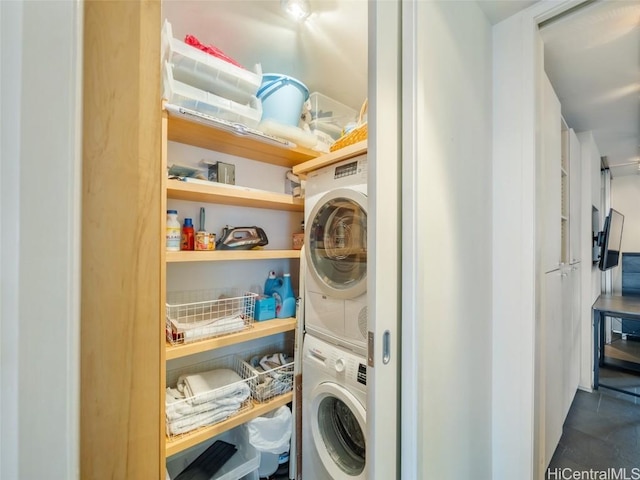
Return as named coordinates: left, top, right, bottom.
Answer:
left=165, top=368, right=251, bottom=436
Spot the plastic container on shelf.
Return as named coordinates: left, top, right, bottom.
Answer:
left=163, top=62, right=263, bottom=129
left=246, top=406, right=292, bottom=478
left=181, top=218, right=195, bottom=251
left=165, top=425, right=260, bottom=480
left=161, top=19, right=262, bottom=105
left=257, top=74, right=309, bottom=127
left=308, top=91, right=358, bottom=140
left=263, top=270, right=278, bottom=297
left=273, top=273, right=296, bottom=319
left=166, top=210, right=181, bottom=252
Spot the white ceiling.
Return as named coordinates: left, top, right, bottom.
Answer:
left=477, top=0, right=540, bottom=24
left=163, top=0, right=639, bottom=177
left=162, top=0, right=368, bottom=112
left=540, top=0, right=640, bottom=177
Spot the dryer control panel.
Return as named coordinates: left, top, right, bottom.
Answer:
left=334, top=160, right=359, bottom=178
left=305, top=154, right=367, bottom=198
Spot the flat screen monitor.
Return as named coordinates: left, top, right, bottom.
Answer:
left=598, top=208, right=624, bottom=271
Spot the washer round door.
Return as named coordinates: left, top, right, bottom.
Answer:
left=310, top=382, right=366, bottom=479
left=306, top=188, right=367, bottom=300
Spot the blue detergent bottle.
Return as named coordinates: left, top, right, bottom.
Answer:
left=264, top=270, right=278, bottom=296
left=273, top=273, right=296, bottom=318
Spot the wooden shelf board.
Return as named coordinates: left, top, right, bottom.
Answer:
left=167, top=115, right=319, bottom=167
left=292, top=140, right=367, bottom=176
left=167, top=249, right=301, bottom=263
left=167, top=179, right=304, bottom=212
left=165, top=393, right=293, bottom=458
left=166, top=318, right=297, bottom=360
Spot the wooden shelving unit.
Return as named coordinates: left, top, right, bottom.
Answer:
left=166, top=318, right=297, bottom=360
left=165, top=393, right=293, bottom=457
left=168, top=114, right=319, bottom=166
left=292, top=140, right=367, bottom=176
left=162, top=108, right=308, bottom=464
left=166, top=249, right=301, bottom=263
left=167, top=180, right=304, bottom=212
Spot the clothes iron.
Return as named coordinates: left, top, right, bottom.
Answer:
left=216, top=226, right=269, bottom=250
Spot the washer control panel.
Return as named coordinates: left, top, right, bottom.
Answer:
left=304, top=335, right=367, bottom=391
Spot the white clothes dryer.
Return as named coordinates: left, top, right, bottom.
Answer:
left=304, top=155, right=368, bottom=356
left=302, top=334, right=367, bottom=480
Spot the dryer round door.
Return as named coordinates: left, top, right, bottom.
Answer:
left=306, top=188, right=367, bottom=300
left=310, top=382, right=366, bottom=479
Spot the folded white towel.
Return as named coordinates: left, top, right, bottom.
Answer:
left=182, top=316, right=245, bottom=343
left=177, top=368, right=251, bottom=406
left=166, top=403, right=242, bottom=436
left=172, top=310, right=244, bottom=330
left=165, top=387, right=247, bottom=420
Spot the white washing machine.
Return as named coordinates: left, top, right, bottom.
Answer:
left=304, top=154, right=368, bottom=356
left=302, top=334, right=367, bottom=480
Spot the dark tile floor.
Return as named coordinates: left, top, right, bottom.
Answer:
left=546, top=367, right=640, bottom=478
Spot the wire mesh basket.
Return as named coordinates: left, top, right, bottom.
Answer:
left=165, top=355, right=256, bottom=440
left=166, top=289, right=257, bottom=345
left=239, top=341, right=294, bottom=403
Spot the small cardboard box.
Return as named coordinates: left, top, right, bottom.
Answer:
left=254, top=295, right=276, bottom=321
left=292, top=233, right=304, bottom=250
left=217, top=161, right=235, bottom=185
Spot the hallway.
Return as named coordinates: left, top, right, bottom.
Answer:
left=547, top=368, right=640, bottom=476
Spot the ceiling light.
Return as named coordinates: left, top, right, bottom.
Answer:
left=281, top=0, right=311, bottom=21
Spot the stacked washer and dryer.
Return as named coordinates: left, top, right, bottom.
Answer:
left=301, top=154, right=368, bottom=480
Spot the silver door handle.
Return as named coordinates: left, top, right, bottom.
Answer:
left=382, top=330, right=391, bottom=365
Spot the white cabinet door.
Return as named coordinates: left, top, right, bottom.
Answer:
left=543, top=269, right=563, bottom=467
left=542, top=74, right=562, bottom=273
left=561, top=265, right=574, bottom=420
left=568, top=263, right=581, bottom=408
left=569, top=129, right=582, bottom=264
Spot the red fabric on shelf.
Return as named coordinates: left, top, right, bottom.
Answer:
left=184, top=34, right=245, bottom=70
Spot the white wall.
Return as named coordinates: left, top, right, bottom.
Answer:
left=0, top=2, right=81, bottom=479
left=0, top=3, right=21, bottom=478
left=610, top=174, right=640, bottom=293
left=577, top=131, right=602, bottom=389
left=404, top=2, right=493, bottom=478
left=492, top=10, right=537, bottom=478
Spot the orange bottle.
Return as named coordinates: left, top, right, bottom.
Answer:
left=181, top=218, right=194, bottom=250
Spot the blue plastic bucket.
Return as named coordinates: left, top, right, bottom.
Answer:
left=257, top=74, right=309, bottom=126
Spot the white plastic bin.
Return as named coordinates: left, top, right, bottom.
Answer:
left=246, top=406, right=292, bottom=478
left=162, top=20, right=262, bottom=105
left=308, top=92, right=357, bottom=140
left=166, top=425, right=260, bottom=480
left=163, top=62, right=263, bottom=129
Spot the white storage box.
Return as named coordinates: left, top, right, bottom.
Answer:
left=239, top=342, right=294, bottom=402
left=163, top=62, right=263, bottom=129
left=166, top=425, right=260, bottom=480
left=308, top=92, right=357, bottom=140
left=162, top=20, right=262, bottom=105
left=165, top=355, right=256, bottom=440
left=166, top=289, right=257, bottom=345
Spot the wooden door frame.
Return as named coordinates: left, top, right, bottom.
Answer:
left=81, top=2, right=163, bottom=478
